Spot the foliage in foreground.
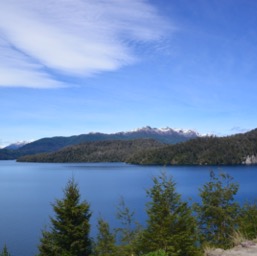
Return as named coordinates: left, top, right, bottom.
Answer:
left=139, top=172, right=200, bottom=255
left=194, top=171, right=240, bottom=248
left=4, top=170, right=257, bottom=255
left=92, top=171, right=257, bottom=254
left=37, top=178, right=92, bottom=256
left=0, top=245, right=11, bottom=256
left=237, top=201, right=257, bottom=240
left=143, top=250, right=168, bottom=256
left=92, top=218, right=117, bottom=256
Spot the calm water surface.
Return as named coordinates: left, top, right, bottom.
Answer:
left=0, top=160, right=257, bottom=256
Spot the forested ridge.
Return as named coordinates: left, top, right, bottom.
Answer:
left=0, top=127, right=197, bottom=160
left=128, top=128, right=257, bottom=165
left=17, top=128, right=257, bottom=165
left=17, top=139, right=164, bottom=163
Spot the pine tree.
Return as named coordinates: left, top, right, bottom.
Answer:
left=0, top=244, right=11, bottom=256
left=194, top=171, right=239, bottom=248
left=143, top=250, right=168, bottom=256
left=38, top=178, right=92, bottom=256
left=93, top=218, right=117, bottom=256
left=139, top=172, right=200, bottom=256
left=115, top=198, right=142, bottom=255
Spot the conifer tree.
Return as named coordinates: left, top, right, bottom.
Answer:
left=38, top=178, right=92, bottom=256
left=143, top=250, right=168, bottom=256
left=194, top=171, right=239, bottom=248
left=0, top=244, right=11, bottom=256
left=93, top=218, right=117, bottom=256
left=115, top=198, right=142, bottom=255
left=139, top=172, right=200, bottom=256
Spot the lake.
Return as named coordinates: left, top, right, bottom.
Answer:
left=0, top=160, right=257, bottom=256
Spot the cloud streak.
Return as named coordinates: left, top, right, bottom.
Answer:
left=0, top=0, right=170, bottom=88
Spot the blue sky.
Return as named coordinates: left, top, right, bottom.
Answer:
left=1, top=0, right=257, bottom=147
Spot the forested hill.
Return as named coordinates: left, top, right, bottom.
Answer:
left=17, top=139, right=164, bottom=163
left=17, top=129, right=257, bottom=165
left=127, top=128, right=257, bottom=165
left=0, top=126, right=199, bottom=160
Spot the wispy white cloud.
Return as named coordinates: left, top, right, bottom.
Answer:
left=0, top=0, right=171, bottom=88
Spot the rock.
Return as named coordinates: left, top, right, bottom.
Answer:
left=207, top=241, right=257, bottom=256
left=240, top=241, right=256, bottom=248
left=243, top=155, right=257, bottom=165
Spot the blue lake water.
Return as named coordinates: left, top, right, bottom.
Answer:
left=0, top=160, right=257, bottom=256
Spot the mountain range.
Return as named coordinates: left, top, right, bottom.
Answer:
left=4, top=141, right=29, bottom=150
left=128, top=128, right=257, bottom=165
left=0, top=126, right=200, bottom=160
left=17, top=128, right=257, bottom=165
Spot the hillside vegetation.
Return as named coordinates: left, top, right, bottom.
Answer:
left=17, top=139, right=164, bottom=163
left=3, top=171, right=257, bottom=255
left=128, top=129, right=257, bottom=165
left=0, top=148, right=21, bottom=160
left=12, top=128, right=257, bottom=165
left=0, top=127, right=198, bottom=160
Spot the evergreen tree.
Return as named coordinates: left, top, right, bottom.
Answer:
left=0, top=245, right=11, bottom=256
left=139, top=172, right=200, bottom=256
left=194, top=171, right=239, bottom=248
left=115, top=198, right=142, bottom=255
left=143, top=250, right=168, bottom=256
left=93, top=218, right=117, bottom=256
left=38, top=178, right=92, bottom=256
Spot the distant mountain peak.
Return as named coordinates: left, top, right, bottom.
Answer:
left=127, top=126, right=201, bottom=137
left=4, top=141, right=30, bottom=150
left=0, top=126, right=203, bottom=160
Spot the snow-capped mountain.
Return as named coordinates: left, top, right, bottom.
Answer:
left=124, top=126, right=201, bottom=137
left=4, top=141, right=30, bottom=150
left=0, top=126, right=204, bottom=160
left=111, top=126, right=202, bottom=144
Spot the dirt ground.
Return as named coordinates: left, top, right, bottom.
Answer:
left=206, top=241, right=257, bottom=256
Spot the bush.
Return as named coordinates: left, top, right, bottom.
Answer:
left=194, top=171, right=239, bottom=248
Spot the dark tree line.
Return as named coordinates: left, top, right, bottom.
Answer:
left=2, top=171, right=257, bottom=255
left=17, top=139, right=164, bottom=163
left=129, top=129, right=257, bottom=165
left=17, top=128, right=257, bottom=166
